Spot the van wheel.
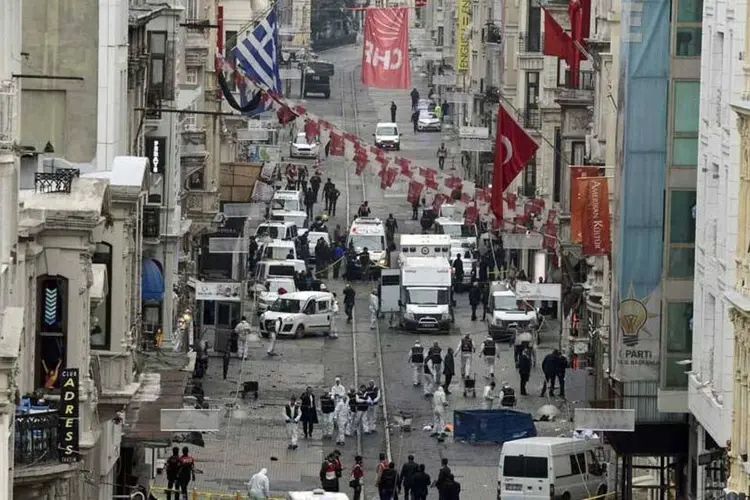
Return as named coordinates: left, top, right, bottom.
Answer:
left=295, top=325, right=305, bottom=339
left=597, top=485, right=607, bottom=495
left=561, top=493, right=571, bottom=500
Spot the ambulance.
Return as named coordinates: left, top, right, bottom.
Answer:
left=397, top=234, right=452, bottom=267
left=399, top=256, right=453, bottom=332
left=346, top=217, right=389, bottom=275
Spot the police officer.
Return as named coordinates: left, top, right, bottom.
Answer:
left=345, top=389, right=358, bottom=437
left=479, top=335, right=498, bottom=378
left=320, top=392, right=335, bottom=439
left=364, top=380, right=380, bottom=434
left=385, top=213, right=398, bottom=248
left=428, top=342, right=443, bottom=386
left=456, top=334, right=474, bottom=379
left=409, top=340, right=425, bottom=386
left=353, top=385, right=369, bottom=436
left=500, top=382, right=517, bottom=407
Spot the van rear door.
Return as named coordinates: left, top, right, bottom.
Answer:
left=499, top=453, right=551, bottom=498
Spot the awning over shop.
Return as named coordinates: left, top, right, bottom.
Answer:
left=90, top=264, right=109, bottom=301
left=122, top=370, right=191, bottom=445
left=142, top=259, right=164, bottom=303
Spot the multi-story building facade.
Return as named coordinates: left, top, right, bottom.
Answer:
left=689, top=0, right=745, bottom=496
left=0, top=1, right=23, bottom=498
left=727, top=1, right=750, bottom=494
left=605, top=0, right=701, bottom=495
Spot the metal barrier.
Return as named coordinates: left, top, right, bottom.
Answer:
left=148, top=486, right=286, bottom=500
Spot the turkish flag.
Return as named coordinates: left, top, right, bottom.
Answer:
left=568, top=0, right=584, bottom=88
left=355, top=153, right=368, bottom=176
left=400, top=163, right=413, bottom=177
left=277, top=105, right=297, bottom=125
left=407, top=181, right=424, bottom=205
left=432, top=194, right=447, bottom=211
left=445, top=176, right=463, bottom=190
left=491, top=104, right=539, bottom=221
left=464, top=205, right=478, bottom=225
left=330, top=132, right=345, bottom=156
left=361, top=8, right=412, bottom=89
left=543, top=10, right=576, bottom=63
left=304, top=120, right=318, bottom=144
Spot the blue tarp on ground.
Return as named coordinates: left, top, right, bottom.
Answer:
left=453, top=409, right=537, bottom=444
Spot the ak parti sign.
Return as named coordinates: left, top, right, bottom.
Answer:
left=59, top=368, right=80, bottom=463
left=581, top=177, right=612, bottom=256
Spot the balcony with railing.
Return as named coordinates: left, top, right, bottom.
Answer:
left=14, top=407, right=59, bottom=467
left=556, top=69, right=596, bottom=104
left=485, top=24, right=502, bottom=45
left=145, top=88, right=163, bottom=120
left=518, top=108, right=541, bottom=129
left=518, top=32, right=543, bottom=54
left=185, top=26, right=210, bottom=50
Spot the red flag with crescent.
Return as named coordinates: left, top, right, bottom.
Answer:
left=407, top=181, right=424, bottom=205
left=432, top=194, right=447, bottom=211
left=492, top=104, right=539, bottom=221
left=330, top=132, right=345, bottom=156
left=445, top=176, right=462, bottom=190
left=464, top=205, right=478, bottom=226
left=304, top=120, right=318, bottom=144
left=355, top=153, right=368, bottom=176
left=401, top=163, right=413, bottom=177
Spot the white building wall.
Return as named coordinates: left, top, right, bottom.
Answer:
left=96, top=0, right=130, bottom=170
left=690, top=0, right=746, bottom=485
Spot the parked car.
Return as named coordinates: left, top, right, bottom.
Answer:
left=259, top=291, right=335, bottom=338
left=417, top=111, right=441, bottom=132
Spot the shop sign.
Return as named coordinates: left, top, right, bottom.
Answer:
left=194, top=281, right=242, bottom=302
left=502, top=233, right=543, bottom=249
left=514, top=282, right=561, bottom=302
left=145, top=137, right=167, bottom=174
left=59, top=368, right=80, bottom=463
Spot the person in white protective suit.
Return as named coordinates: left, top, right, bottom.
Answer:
left=234, top=316, right=252, bottom=359
left=430, top=386, right=447, bottom=438
left=363, top=380, right=380, bottom=434
left=423, top=356, right=436, bottom=397
left=333, top=394, right=349, bottom=445
left=283, top=396, right=301, bottom=449
left=330, top=292, right=340, bottom=338
left=408, top=340, right=425, bottom=386
left=369, top=288, right=379, bottom=329
left=330, top=377, right=347, bottom=403
left=267, top=317, right=281, bottom=356
left=482, top=381, right=497, bottom=410
left=246, top=468, right=270, bottom=499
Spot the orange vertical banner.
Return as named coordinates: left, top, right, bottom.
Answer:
left=570, top=166, right=599, bottom=244
left=582, top=177, right=611, bottom=255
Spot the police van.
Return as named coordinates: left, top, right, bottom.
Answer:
left=434, top=217, right=478, bottom=248
left=347, top=217, right=389, bottom=274
left=255, top=221, right=299, bottom=241
left=271, top=190, right=308, bottom=228
left=397, top=234, right=452, bottom=267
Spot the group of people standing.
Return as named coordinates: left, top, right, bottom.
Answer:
left=282, top=377, right=382, bottom=450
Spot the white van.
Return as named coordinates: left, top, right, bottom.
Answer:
left=434, top=217, right=478, bottom=248
left=399, top=256, right=453, bottom=332
left=259, top=291, right=334, bottom=338
left=271, top=190, right=308, bottom=228
left=259, top=239, right=297, bottom=260
left=347, top=217, right=388, bottom=270
left=374, top=122, right=401, bottom=151
left=287, top=490, right=349, bottom=500
left=499, top=437, right=608, bottom=500
left=255, top=221, right=299, bottom=241
left=254, top=259, right=307, bottom=283
left=398, top=234, right=452, bottom=266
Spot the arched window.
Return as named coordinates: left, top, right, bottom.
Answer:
left=36, top=276, right=68, bottom=390
left=91, top=243, right=112, bottom=349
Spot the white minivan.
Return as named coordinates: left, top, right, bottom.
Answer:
left=259, top=291, right=334, bottom=338
left=287, top=490, right=349, bottom=500
left=498, top=437, right=608, bottom=499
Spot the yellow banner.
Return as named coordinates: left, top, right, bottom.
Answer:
left=455, top=0, right=471, bottom=72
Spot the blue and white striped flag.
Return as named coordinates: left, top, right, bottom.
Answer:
left=232, top=9, right=282, bottom=95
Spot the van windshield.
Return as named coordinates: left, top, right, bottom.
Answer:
left=268, top=265, right=296, bottom=277
left=269, top=298, right=302, bottom=313
left=349, top=234, right=385, bottom=252
left=493, top=295, right=519, bottom=311
left=377, top=126, right=398, bottom=136
left=440, top=224, right=477, bottom=238
left=272, top=198, right=301, bottom=211
left=256, top=226, right=280, bottom=239
left=503, top=456, right=548, bottom=478
left=406, top=287, right=450, bottom=305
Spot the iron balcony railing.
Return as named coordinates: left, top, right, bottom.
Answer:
left=518, top=32, right=543, bottom=53
left=562, top=69, right=595, bottom=91
left=142, top=205, right=161, bottom=239
left=519, top=107, right=541, bottom=129
left=15, top=408, right=60, bottom=465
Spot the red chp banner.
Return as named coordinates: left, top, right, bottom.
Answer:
left=361, top=8, right=412, bottom=89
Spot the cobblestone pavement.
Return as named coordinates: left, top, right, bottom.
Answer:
left=152, top=45, right=581, bottom=500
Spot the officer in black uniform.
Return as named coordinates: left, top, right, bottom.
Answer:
left=500, top=382, right=517, bottom=407
left=409, top=340, right=425, bottom=386
left=346, top=389, right=357, bottom=437
left=354, top=385, right=370, bottom=436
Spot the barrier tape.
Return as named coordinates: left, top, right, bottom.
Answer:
left=148, top=486, right=286, bottom=500
left=582, top=492, right=617, bottom=500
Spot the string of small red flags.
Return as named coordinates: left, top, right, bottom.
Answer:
left=216, top=53, right=561, bottom=248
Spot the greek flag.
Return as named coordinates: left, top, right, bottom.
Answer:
left=232, top=9, right=282, bottom=95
